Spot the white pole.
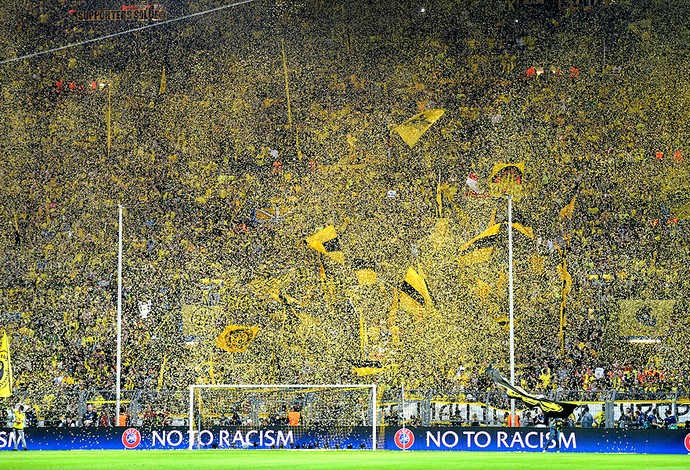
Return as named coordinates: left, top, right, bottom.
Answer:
left=372, top=384, right=377, bottom=450
left=401, top=382, right=406, bottom=451
left=507, top=195, right=515, bottom=425
left=116, top=204, right=123, bottom=426
left=188, top=386, right=195, bottom=450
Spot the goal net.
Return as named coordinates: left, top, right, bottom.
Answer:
left=188, top=384, right=377, bottom=450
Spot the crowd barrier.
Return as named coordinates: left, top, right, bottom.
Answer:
left=1, top=425, right=689, bottom=453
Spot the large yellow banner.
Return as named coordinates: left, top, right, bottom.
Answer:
left=393, top=109, right=445, bottom=148
left=0, top=331, right=12, bottom=398
left=619, top=300, right=675, bottom=338
left=215, top=325, right=259, bottom=353
left=489, top=162, right=525, bottom=198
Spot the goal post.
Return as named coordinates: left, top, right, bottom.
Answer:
left=188, top=384, right=377, bottom=450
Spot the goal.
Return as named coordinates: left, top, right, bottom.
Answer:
left=188, top=384, right=378, bottom=450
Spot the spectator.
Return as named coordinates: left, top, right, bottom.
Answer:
left=5, top=407, right=14, bottom=428
left=504, top=412, right=520, bottom=427
left=636, top=405, right=647, bottom=427
left=450, top=411, right=463, bottom=426
left=142, top=406, right=156, bottom=427
left=662, top=409, right=677, bottom=429
left=230, top=411, right=242, bottom=426
left=633, top=410, right=643, bottom=429
left=647, top=409, right=662, bottom=429
left=522, top=410, right=534, bottom=427
left=82, top=404, right=98, bottom=427
left=618, top=408, right=634, bottom=429
left=58, top=415, right=77, bottom=428
left=24, top=405, right=36, bottom=428
left=117, top=407, right=128, bottom=427
left=533, top=408, right=545, bottom=428
left=99, top=409, right=111, bottom=427
left=287, top=406, right=301, bottom=426
left=580, top=406, right=593, bottom=428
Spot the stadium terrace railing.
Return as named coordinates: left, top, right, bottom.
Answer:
left=378, top=388, right=689, bottom=429
left=2, top=388, right=689, bottom=429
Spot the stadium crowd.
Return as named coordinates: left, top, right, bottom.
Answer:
left=1, top=0, right=690, bottom=425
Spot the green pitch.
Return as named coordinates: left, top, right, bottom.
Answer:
left=1, top=450, right=688, bottom=470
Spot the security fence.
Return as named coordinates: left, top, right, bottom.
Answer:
left=378, top=388, right=690, bottom=429
left=3, top=388, right=689, bottom=429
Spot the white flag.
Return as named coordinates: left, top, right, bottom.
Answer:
left=466, top=172, right=481, bottom=194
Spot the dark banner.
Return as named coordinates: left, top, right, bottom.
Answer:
left=384, top=426, right=690, bottom=454
left=0, top=426, right=373, bottom=451
left=71, top=8, right=166, bottom=22
left=2, top=426, right=689, bottom=453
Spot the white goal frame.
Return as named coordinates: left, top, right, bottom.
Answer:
left=188, top=383, right=378, bottom=450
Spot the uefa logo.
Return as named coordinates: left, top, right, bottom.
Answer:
left=684, top=433, right=690, bottom=452
left=122, top=428, right=142, bottom=449
left=394, top=428, right=415, bottom=450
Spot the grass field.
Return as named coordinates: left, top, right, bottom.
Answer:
left=1, top=450, right=688, bottom=470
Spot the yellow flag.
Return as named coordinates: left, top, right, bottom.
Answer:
left=254, top=207, right=294, bottom=224
left=489, top=162, right=525, bottom=197
left=473, top=279, right=491, bottom=301
left=399, top=267, right=433, bottom=312
left=559, top=196, right=576, bottom=220
left=180, top=305, right=223, bottom=337
left=359, top=304, right=367, bottom=357
left=488, top=367, right=577, bottom=419
left=353, top=259, right=376, bottom=285
left=458, top=247, right=495, bottom=266
left=249, top=273, right=299, bottom=305
left=512, top=222, right=533, bottom=239
left=619, top=300, right=675, bottom=338
left=0, top=331, right=12, bottom=398
left=458, top=222, right=501, bottom=265
left=494, top=316, right=517, bottom=332
left=159, top=67, right=167, bottom=95
left=558, top=262, right=573, bottom=297
left=351, top=360, right=384, bottom=376
left=460, top=223, right=501, bottom=251
left=353, top=366, right=384, bottom=376
left=215, top=325, right=259, bottom=353
left=393, top=109, right=445, bottom=148
left=490, top=162, right=524, bottom=182
left=306, top=225, right=345, bottom=264
left=355, top=269, right=376, bottom=286
left=511, top=208, right=534, bottom=239
left=157, top=354, right=166, bottom=392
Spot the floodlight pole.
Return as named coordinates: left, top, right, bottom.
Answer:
left=507, top=195, right=516, bottom=425
left=116, top=204, right=123, bottom=426
left=188, top=385, right=195, bottom=450
left=372, top=384, right=377, bottom=450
